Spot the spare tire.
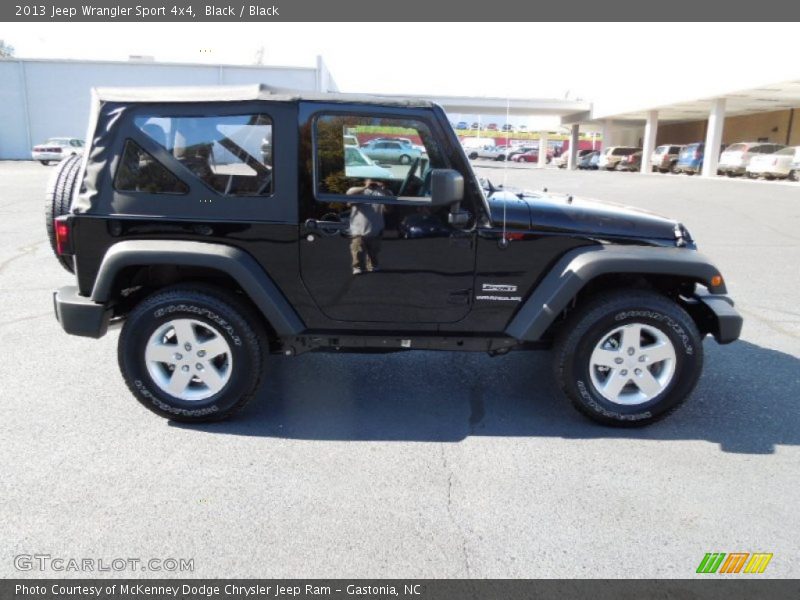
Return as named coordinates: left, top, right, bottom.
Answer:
left=44, top=155, right=82, bottom=273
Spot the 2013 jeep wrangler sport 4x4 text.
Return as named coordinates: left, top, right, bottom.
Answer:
left=48, top=85, right=742, bottom=426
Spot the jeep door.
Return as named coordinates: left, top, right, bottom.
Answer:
left=298, top=108, right=477, bottom=325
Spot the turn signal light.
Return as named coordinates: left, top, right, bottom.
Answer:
left=710, top=275, right=723, bottom=288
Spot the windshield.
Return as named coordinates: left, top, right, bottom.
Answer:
left=344, top=146, right=372, bottom=166
left=774, top=147, right=794, bottom=156
left=46, top=138, right=71, bottom=145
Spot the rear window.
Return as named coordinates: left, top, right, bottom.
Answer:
left=774, top=147, right=795, bottom=156
left=724, top=143, right=748, bottom=153
left=612, top=147, right=638, bottom=156
left=654, top=145, right=669, bottom=154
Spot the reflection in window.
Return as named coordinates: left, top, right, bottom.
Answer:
left=315, top=115, right=444, bottom=197
left=114, top=140, right=189, bottom=194
left=135, top=114, right=273, bottom=196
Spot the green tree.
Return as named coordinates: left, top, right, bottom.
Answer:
left=0, top=40, right=15, bottom=58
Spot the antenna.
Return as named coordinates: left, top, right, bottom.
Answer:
left=501, top=99, right=511, bottom=245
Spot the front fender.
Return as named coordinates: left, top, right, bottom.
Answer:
left=505, top=245, right=727, bottom=342
left=90, top=240, right=305, bottom=336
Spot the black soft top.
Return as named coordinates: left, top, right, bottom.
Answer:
left=74, top=85, right=439, bottom=216
left=93, top=84, right=437, bottom=108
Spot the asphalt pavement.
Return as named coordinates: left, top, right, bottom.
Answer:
left=1, top=161, right=798, bottom=578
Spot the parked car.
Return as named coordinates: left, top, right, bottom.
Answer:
left=555, top=148, right=595, bottom=168
left=455, top=121, right=468, bottom=130
left=598, top=146, right=640, bottom=170
left=512, top=149, right=553, bottom=163
left=486, top=123, right=498, bottom=131
left=31, top=137, right=85, bottom=165
left=650, top=145, right=683, bottom=173
left=361, top=139, right=422, bottom=165
left=617, top=151, right=643, bottom=172
left=506, top=145, right=538, bottom=161
left=718, top=142, right=786, bottom=177
left=471, top=145, right=507, bottom=161
left=745, top=146, right=800, bottom=180
left=674, top=143, right=705, bottom=175
left=470, top=122, right=480, bottom=130
left=344, top=145, right=393, bottom=179
left=577, top=151, right=600, bottom=169
left=501, top=124, right=514, bottom=132
left=517, top=125, right=528, bottom=133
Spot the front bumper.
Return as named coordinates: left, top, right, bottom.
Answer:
left=686, top=293, right=743, bottom=344
left=53, top=286, right=111, bottom=338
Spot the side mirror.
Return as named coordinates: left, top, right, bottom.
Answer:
left=430, top=169, right=464, bottom=206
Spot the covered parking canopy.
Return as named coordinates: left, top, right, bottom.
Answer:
left=562, top=80, right=800, bottom=175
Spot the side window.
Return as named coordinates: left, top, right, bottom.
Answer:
left=314, top=114, right=446, bottom=199
left=134, top=114, right=273, bottom=196
left=114, top=139, right=189, bottom=194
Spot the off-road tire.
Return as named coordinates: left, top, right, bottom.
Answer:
left=553, top=290, right=703, bottom=427
left=118, top=286, right=265, bottom=423
left=44, top=154, right=82, bottom=273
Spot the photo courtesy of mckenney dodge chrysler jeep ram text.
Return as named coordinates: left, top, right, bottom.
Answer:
left=48, top=85, right=742, bottom=427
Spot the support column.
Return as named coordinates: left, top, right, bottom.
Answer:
left=567, top=124, right=579, bottom=170
left=640, top=110, right=658, bottom=174
left=601, top=119, right=613, bottom=150
left=538, top=131, right=548, bottom=168
left=702, top=98, right=726, bottom=177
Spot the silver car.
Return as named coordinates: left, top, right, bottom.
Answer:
left=650, top=144, right=683, bottom=173
left=361, top=139, right=422, bottom=165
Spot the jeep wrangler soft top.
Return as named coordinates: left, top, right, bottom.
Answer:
left=48, top=84, right=742, bottom=426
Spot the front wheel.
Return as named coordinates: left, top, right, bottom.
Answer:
left=399, top=154, right=411, bottom=165
left=553, top=290, right=703, bottom=426
left=118, top=286, right=265, bottom=422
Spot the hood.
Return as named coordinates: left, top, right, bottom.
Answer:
left=486, top=189, right=690, bottom=244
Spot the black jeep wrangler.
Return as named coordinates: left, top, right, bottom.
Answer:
left=48, top=85, right=742, bottom=426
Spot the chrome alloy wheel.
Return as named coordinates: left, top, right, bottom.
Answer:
left=589, top=323, right=677, bottom=406
left=144, top=318, right=233, bottom=401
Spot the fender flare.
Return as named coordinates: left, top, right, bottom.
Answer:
left=91, top=240, right=305, bottom=336
left=505, top=245, right=726, bottom=342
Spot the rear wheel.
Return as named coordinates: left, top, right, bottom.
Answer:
left=44, top=154, right=82, bottom=273
left=399, top=154, right=411, bottom=165
left=553, top=290, right=703, bottom=426
left=118, top=286, right=265, bottom=423
left=39, top=160, right=50, bottom=166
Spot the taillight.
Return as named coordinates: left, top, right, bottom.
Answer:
left=55, top=217, right=71, bottom=256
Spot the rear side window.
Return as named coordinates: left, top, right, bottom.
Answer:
left=135, top=114, right=273, bottom=196
left=613, top=148, right=637, bottom=156
left=115, top=140, right=189, bottom=194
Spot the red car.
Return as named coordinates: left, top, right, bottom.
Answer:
left=486, top=123, right=498, bottom=131
left=512, top=149, right=552, bottom=163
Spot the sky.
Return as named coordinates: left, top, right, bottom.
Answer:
left=2, top=22, right=798, bottom=121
